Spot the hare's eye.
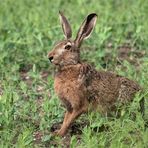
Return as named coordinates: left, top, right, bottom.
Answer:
left=65, top=45, right=71, bottom=50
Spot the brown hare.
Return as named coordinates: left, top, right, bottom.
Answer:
left=47, top=11, right=141, bottom=136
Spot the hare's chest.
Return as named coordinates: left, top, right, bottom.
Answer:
left=54, top=76, right=79, bottom=99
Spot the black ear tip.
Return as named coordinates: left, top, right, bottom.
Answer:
left=87, top=13, right=97, bottom=19
left=91, top=13, right=97, bottom=16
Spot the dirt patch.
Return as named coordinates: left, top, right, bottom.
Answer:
left=48, top=121, right=88, bottom=147
left=101, top=43, right=146, bottom=69
left=117, top=44, right=146, bottom=66
left=48, top=121, right=109, bottom=147
left=81, top=43, right=146, bottom=69
left=20, top=71, right=32, bottom=86
left=33, top=131, right=44, bottom=144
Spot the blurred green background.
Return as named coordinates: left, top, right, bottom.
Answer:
left=0, top=0, right=148, bottom=147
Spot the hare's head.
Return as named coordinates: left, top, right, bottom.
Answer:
left=48, top=11, right=97, bottom=67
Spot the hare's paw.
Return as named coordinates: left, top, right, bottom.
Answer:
left=52, top=129, right=66, bottom=137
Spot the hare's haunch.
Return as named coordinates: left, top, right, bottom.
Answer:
left=48, top=12, right=141, bottom=136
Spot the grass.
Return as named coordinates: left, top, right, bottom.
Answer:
left=0, top=0, right=148, bottom=147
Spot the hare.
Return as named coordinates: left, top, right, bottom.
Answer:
left=47, top=11, right=141, bottom=136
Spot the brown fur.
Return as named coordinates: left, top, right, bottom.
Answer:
left=47, top=12, right=141, bottom=136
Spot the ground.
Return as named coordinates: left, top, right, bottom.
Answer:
left=0, top=0, right=148, bottom=147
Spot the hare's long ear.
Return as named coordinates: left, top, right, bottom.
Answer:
left=59, top=11, right=72, bottom=39
left=74, top=13, right=97, bottom=47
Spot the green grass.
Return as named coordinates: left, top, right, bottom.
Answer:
left=0, top=0, right=148, bottom=147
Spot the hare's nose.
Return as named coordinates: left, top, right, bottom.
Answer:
left=48, top=56, right=53, bottom=63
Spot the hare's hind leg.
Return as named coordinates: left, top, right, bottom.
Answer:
left=55, top=106, right=88, bottom=136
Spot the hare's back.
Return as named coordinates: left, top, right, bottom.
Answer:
left=90, top=71, right=141, bottom=105
left=91, top=71, right=120, bottom=102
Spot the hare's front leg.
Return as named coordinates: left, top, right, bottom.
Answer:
left=55, top=107, right=88, bottom=136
